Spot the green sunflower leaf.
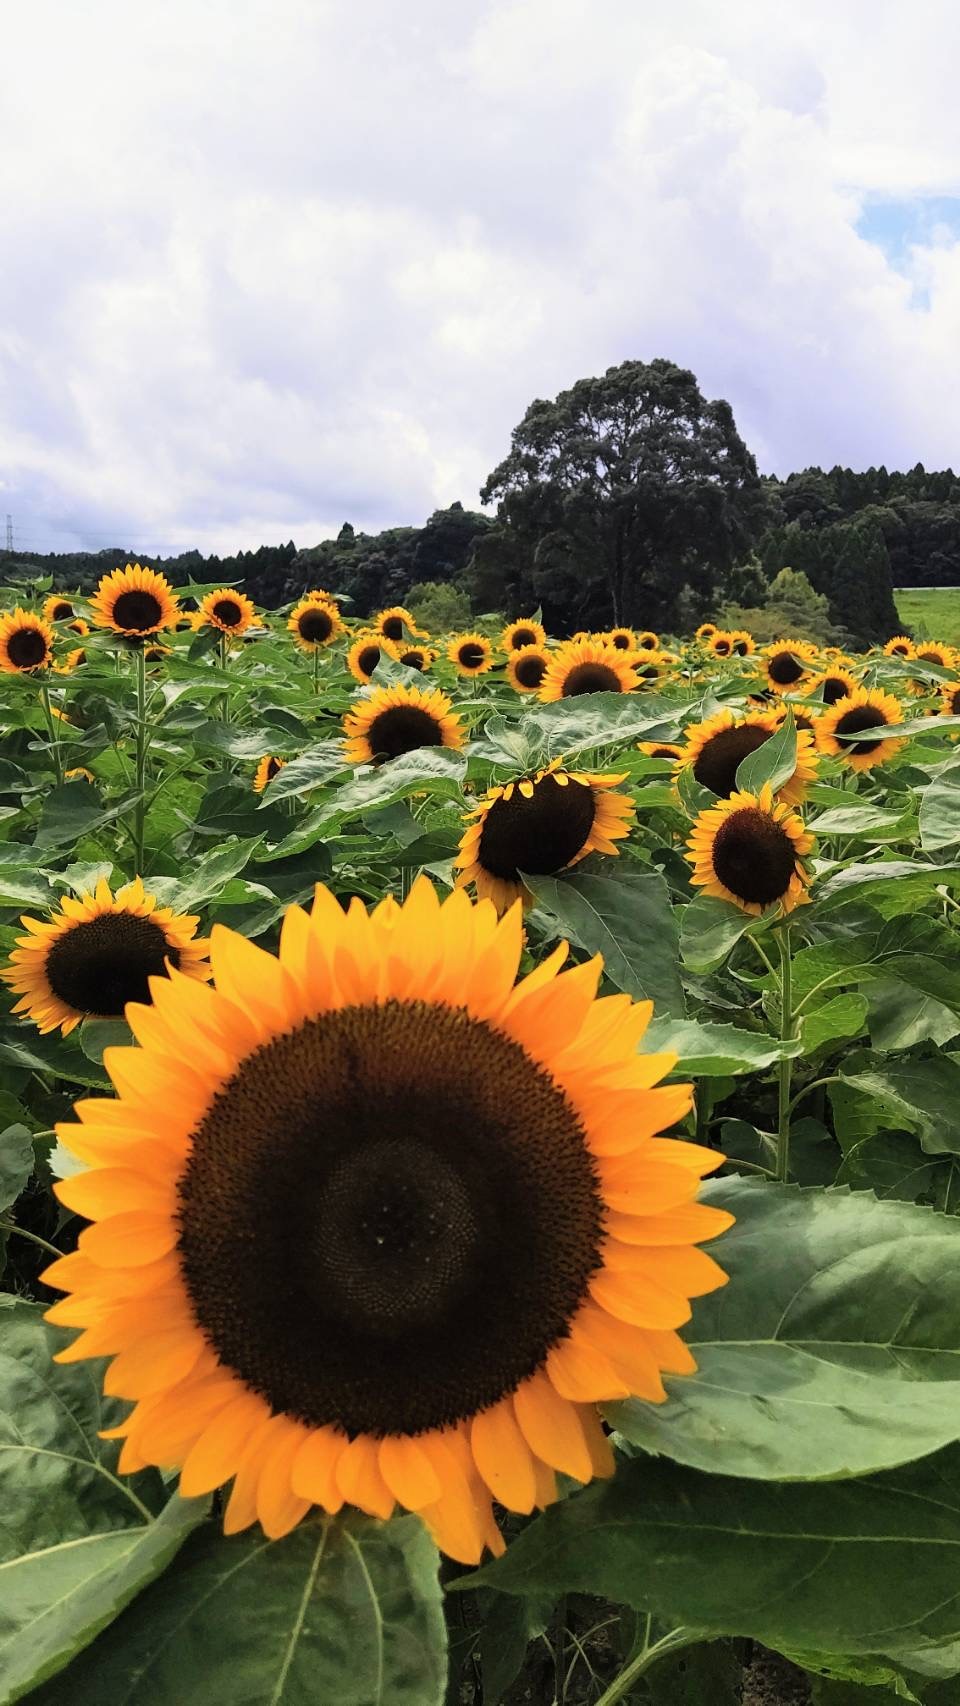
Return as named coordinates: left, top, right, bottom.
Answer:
left=30, top=1513, right=448, bottom=1706
left=734, top=708, right=797, bottom=796
left=643, top=1016, right=801, bottom=1075
left=524, top=869, right=684, bottom=1016
left=607, top=1178, right=960, bottom=1481
left=0, top=1123, right=34, bottom=1214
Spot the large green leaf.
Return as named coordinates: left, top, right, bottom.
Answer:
left=835, top=1055, right=960, bottom=1155
left=837, top=1134, right=960, bottom=1211
left=262, top=750, right=468, bottom=858
left=735, top=709, right=796, bottom=795
left=607, top=1179, right=960, bottom=1480
left=33, top=1514, right=447, bottom=1706
left=815, top=861, right=960, bottom=914
left=525, top=869, right=684, bottom=1015
left=0, top=1124, right=33, bottom=1214
left=644, top=1016, right=800, bottom=1076
left=518, top=694, right=682, bottom=760
left=919, top=767, right=960, bottom=852
left=464, top=1441, right=960, bottom=1659
left=679, top=894, right=759, bottom=973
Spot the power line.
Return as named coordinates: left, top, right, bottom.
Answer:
left=4, top=515, right=12, bottom=551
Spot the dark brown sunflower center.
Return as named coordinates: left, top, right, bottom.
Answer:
left=176, top=998, right=604, bottom=1437
left=638, top=663, right=660, bottom=682
left=821, top=676, right=850, bottom=705
left=711, top=807, right=799, bottom=905
left=917, top=649, right=946, bottom=665
left=693, top=724, right=771, bottom=797
left=357, top=644, right=382, bottom=677
left=44, top=912, right=180, bottom=1017
left=213, top=598, right=243, bottom=626
left=791, top=713, right=814, bottom=732
left=833, top=705, right=889, bottom=755
left=638, top=636, right=657, bottom=650
left=112, top=590, right=164, bottom=632
left=890, top=642, right=910, bottom=655
left=712, top=639, right=732, bottom=656
left=514, top=653, right=546, bottom=688
left=400, top=649, right=426, bottom=669
left=510, top=627, right=538, bottom=650
left=648, top=745, right=678, bottom=760
left=949, top=689, right=960, bottom=716
left=266, top=756, right=282, bottom=780
left=458, top=643, right=486, bottom=669
left=366, top=704, right=443, bottom=762
left=381, top=615, right=406, bottom=640
left=51, top=601, right=73, bottom=621
left=562, top=661, right=622, bottom=696
left=731, top=639, right=750, bottom=656
left=7, top=627, right=48, bottom=668
left=478, top=773, right=597, bottom=880
left=768, top=650, right=805, bottom=685
left=611, top=633, right=632, bottom=649
left=298, top=606, right=333, bottom=643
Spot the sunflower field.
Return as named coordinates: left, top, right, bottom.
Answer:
left=4, top=575, right=960, bottom=1706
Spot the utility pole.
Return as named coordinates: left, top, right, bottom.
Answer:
left=4, top=515, right=12, bottom=551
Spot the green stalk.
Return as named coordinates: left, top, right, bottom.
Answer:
left=594, top=1624, right=699, bottom=1706
left=39, top=684, right=64, bottom=786
left=775, top=921, right=794, bottom=1183
left=219, top=634, right=232, bottom=722
left=132, top=644, right=148, bottom=873
left=312, top=646, right=321, bottom=695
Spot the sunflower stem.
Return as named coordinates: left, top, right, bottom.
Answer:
left=39, top=684, right=64, bottom=786
left=312, top=646, right=321, bottom=695
left=0, top=1219, right=62, bottom=1260
left=775, top=922, right=795, bottom=1183
left=594, top=1624, right=700, bottom=1706
left=132, top=644, right=148, bottom=873
left=219, top=634, right=231, bottom=722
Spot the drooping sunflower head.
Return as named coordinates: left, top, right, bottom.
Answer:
left=638, top=741, right=683, bottom=761
left=502, top=618, right=547, bottom=653
left=635, top=630, right=659, bottom=651
left=539, top=638, right=638, bottom=700
left=288, top=596, right=342, bottom=653
left=253, top=755, right=286, bottom=794
left=91, top=565, right=179, bottom=637
left=346, top=631, right=399, bottom=684
left=201, top=589, right=256, bottom=636
left=606, top=627, right=637, bottom=651
left=940, top=682, right=960, bottom=718
left=914, top=643, right=955, bottom=671
left=53, top=647, right=87, bottom=675
left=3, top=878, right=210, bottom=1036
left=144, top=644, right=170, bottom=664
left=448, top=633, right=495, bottom=677
left=815, top=686, right=906, bottom=772
left=507, top=645, right=550, bottom=694
left=376, top=606, right=420, bottom=643
left=455, top=765, right=635, bottom=912
left=44, top=878, right=730, bottom=1561
left=64, top=767, right=96, bottom=784
left=43, top=594, right=77, bottom=623
left=0, top=608, right=55, bottom=674
left=763, top=641, right=816, bottom=693
left=344, top=682, right=464, bottom=764
left=686, top=783, right=814, bottom=917
left=807, top=668, right=857, bottom=707
left=883, top=635, right=915, bottom=660
left=676, top=709, right=818, bottom=806
left=68, top=618, right=90, bottom=637
left=707, top=631, right=734, bottom=659
left=398, top=645, right=434, bottom=672
left=695, top=622, right=718, bottom=641
left=727, top=630, right=756, bottom=657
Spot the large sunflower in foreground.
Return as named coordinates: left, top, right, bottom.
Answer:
left=540, top=639, right=638, bottom=700
left=448, top=633, right=495, bottom=677
left=815, top=686, right=906, bottom=772
left=507, top=646, right=550, bottom=694
left=343, top=682, right=464, bottom=764
left=200, top=589, right=256, bottom=636
left=346, top=632, right=400, bottom=684
left=43, top=594, right=78, bottom=623
left=44, top=878, right=730, bottom=1562
left=455, top=765, right=635, bottom=912
left=686, top=783, right=814, bottom=916
left=0, top=609, right=55, bottom=674
left=288, top=597, right=342, bottom=653
left=502, top=618, right=547, bottom=653
left=676, top=709, right=818, bottom=806
left=3, top=878, right=210, bottom=1035
left=91, top=566, right=179, bottom=637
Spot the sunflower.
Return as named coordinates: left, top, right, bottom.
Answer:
left=0, top=609, right=55, bottom=674
left=3, top=878, right=210, bottom=1036
left=306, top=587, right=337, bottom=605
left=815, top=686, right=906, bottom=772
left=144, top=644, right=170, bottom=663
left=64, top=767, right=95, bottom=784
left=68, top=618, right=90, bottom=637
left=638, top=741, right=683, bottom=761
left=455, top=765, right=635, bottom=913
left=253, top=756, right=286, bottom=794
left=344, top=683, right=464, bottom=764
left=539, top=639, right=638, bottom=700
left=201, top=589, right=256, bottom=636
left=807, top=668, right=857, bottom=707
left=728, top=630, right=755, bottom=657
left=43, top=594, right=78, bottom=623
left=507, top=646, right=550, bottom=694
left=346, top=632, right=400, bottom=684
left=941, top=683, right=960, bottom=718
left=448, top=633, right=495, bottom=677
left=376, top=606, right=421, bottom=643
left=502, top=619, right=547, bottom=653
left=707, top=631, right=734, bottom=659
left=695, top=622, right=718, bottom=641
left=913, top=643, right=955, bottom=670
left=676, top=709, right=818, bottom=806
left=686, top=784, right=814, bottom=917
left=288, top=597, right=342, bottom=653
left=605, top=627, right=636, bottom=651
left=763, top=641, right=816, bottom=693
left=91, top=566, right=178, bottom=637
left=54, top=647, right=87, bottom=675
left=398, top=645, right=434, bottom=672
left=631, top=630, right=656, bottom=652
left=635, top=655, right=666, bottom=689
left=43, top=878, right=730, bottom=1562
left=883, top=636, right=915, bottom=660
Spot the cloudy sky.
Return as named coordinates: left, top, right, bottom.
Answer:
left=2, top=0, right=960, bottom=556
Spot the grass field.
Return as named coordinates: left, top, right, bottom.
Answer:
left=895, top=585, right=960, bottom=643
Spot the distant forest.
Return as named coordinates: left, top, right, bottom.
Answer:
left=4, top=363, right=959, bottom=643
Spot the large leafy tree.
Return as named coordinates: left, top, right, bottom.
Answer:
left=479, top=359, right=766, bottom=628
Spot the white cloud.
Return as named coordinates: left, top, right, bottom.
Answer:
left=2, top=0, right=960, bottom=554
